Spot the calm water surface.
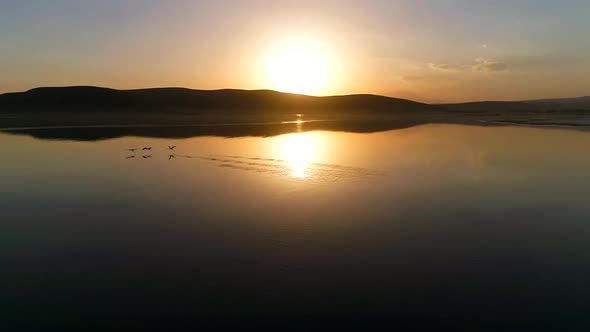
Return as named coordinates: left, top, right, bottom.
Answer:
left=2, top=124, right=590, bottom=330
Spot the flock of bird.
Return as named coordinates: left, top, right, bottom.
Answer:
left=123, top=144, right=384, bottom=183
left=125, top=145, right=177, bottom=159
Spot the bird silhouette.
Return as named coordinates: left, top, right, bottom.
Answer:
left=168, top=145, right=176, bottom=151
left=126, top=148, right=138, bottom=152
left=142, top=147, right=152, bottom=151
left=142, top=155, right=152, bottom=159
left=168, top=154, right=176, bottom=160
left=126, top=155, right=136, bottom=159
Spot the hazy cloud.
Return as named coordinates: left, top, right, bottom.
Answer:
left=472, top=57, right=508, bottom=72
left=428, top=57, right=508, bottom=73
left=427, top=63, right=467, bottom=72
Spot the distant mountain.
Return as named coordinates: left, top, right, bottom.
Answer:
left=439, top=96, right=590, bottom=112
left=525, top=96, right=590, bottom=110
left=0, top=86, right=433, bottom=114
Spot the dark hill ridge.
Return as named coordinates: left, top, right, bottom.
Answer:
left=438, top=101, right=535, bottom=112
left=0, top=86, right=433, bottom=114
left=1, top=86, right=588, bottom=114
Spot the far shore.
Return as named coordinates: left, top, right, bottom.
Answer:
left=2, top=109, right=590, bottom=141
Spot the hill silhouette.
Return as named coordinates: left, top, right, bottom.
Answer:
left=0, top=86, right=434, bottom=114
left=1, top=86, right=588, bottom=114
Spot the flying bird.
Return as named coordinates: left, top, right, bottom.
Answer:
left=142, top=147, right=152, bottom=151
left=126, top=148, right=138, bottom=152
left=126, top=155, right=136, bottom=159
left=168, top=145, right=176, bottom=151
left=168, top=154, right=176, bottom=160
left=142, top=155, right=152, bottom=159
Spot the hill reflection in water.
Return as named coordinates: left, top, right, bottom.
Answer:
left=0, top=117, right=426, bottom=141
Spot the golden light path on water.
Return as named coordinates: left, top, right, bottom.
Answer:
left=273, top=120, right=317, bottom=179
left=145, top=117, right=383, bottom=184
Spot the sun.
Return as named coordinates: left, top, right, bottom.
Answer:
left=267, top=37, right=330, bottom=95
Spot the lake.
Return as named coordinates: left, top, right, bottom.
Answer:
left=2, top=123, right=590, bottom=330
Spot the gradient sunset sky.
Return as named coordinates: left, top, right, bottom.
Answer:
left=1, top=0, right=589, bottom=102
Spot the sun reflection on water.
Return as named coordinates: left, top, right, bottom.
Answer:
left=272, top=115, right=319, bottom=178
left=280, top=133, right=315, bottom=178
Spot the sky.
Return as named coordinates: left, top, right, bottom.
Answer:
left=1, top=0, right=589, bottom=102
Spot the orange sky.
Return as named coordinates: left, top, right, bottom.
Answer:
left=1, top=1, right=589, bottom=102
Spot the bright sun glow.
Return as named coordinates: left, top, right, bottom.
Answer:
left=267, top=37, right=330, bottom=95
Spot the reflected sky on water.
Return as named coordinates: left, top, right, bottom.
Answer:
left=2, top=124, right=590, bottom=330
